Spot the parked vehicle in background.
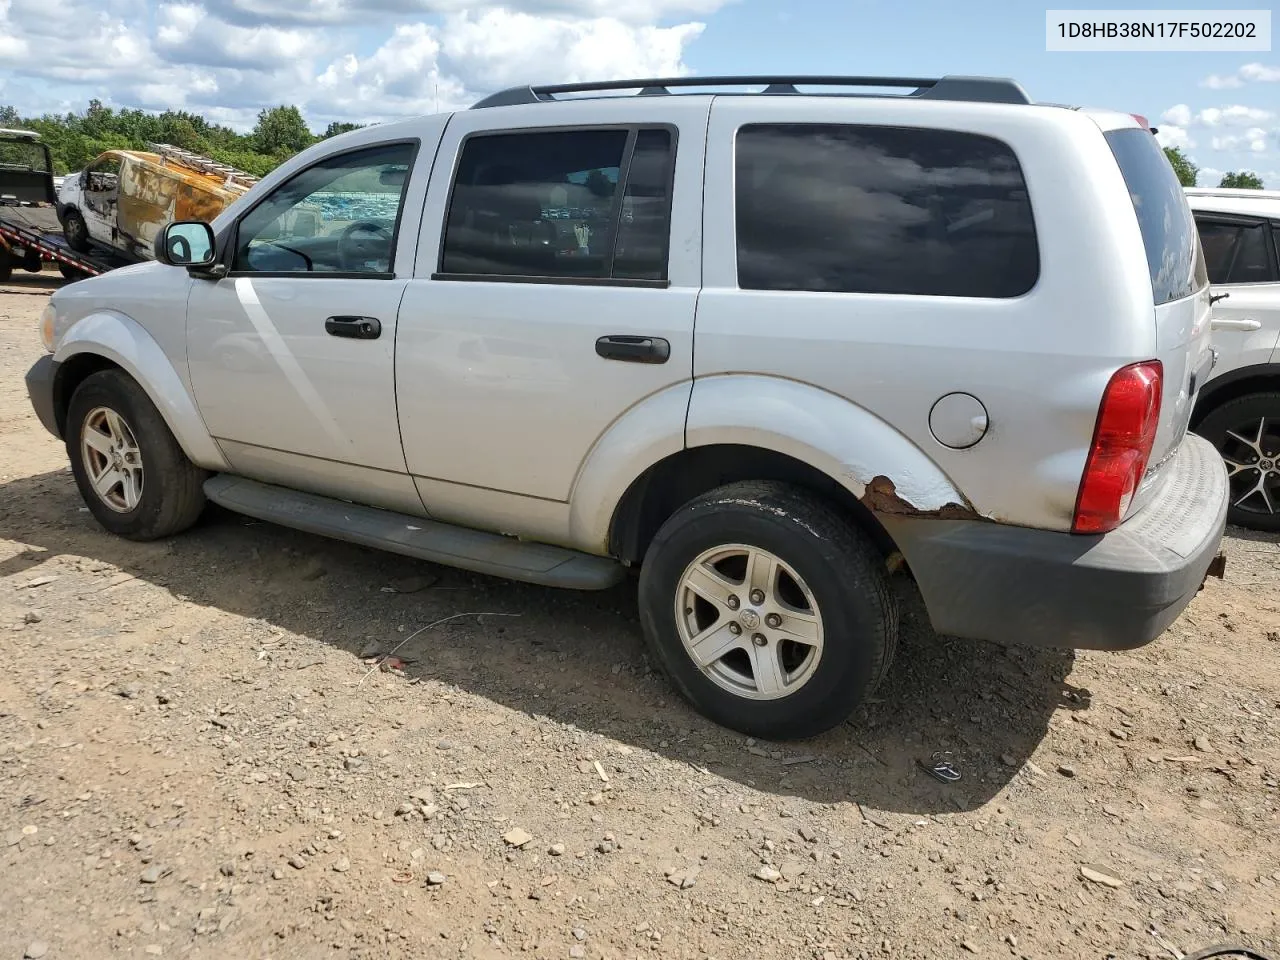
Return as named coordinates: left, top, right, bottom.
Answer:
left=0, top=128, right=119, bottom=282
left=57, top=145, right=258, bottom=262
left=1185, top=187, right=1280, bottom=530
left=26, top=75, right=1228, bottom=739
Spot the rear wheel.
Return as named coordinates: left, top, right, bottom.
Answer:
left=0, top=247, right=11, bottom=283
left=638, top=481, right=898, bottom=740
left=66, top=369, right=208, bottom=541
left=63, top=208, right=90, bottom=253
left=58, top=262, right=89, bottom=282
left=1194, top=391, right=1280, bottom=532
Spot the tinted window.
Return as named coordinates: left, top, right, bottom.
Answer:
left=734, top=123, right=1038, bottom=298
left=234, top=142, right=415, bottom=275
left=1105, top=128, right=1207, bottom=304
left=1229, top=222, right=1273, bottom=283
left=1196, top=220, right=1239, bottom=283
left=440, top=127, right=674, bottom=281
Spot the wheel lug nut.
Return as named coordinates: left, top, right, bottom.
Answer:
left=726, top=595, right=740, bottom=610
left=729, top=623, right=742, bottom=635
left=751, top=633, right=767, bottom=647
left=749, top=589, right=765, bottom=605
left=765, top=613, right=781, bottom=628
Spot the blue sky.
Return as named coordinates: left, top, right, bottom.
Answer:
left=0, top=0, right=1276, bottom=185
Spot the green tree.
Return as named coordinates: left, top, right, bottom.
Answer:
left=1219, top=170, right=1264, bottom=189
left=321, top=121, right=363, bottom=139
left=253, top=105, right=314, bottom=156
left=0, top=105, right=20, bottom=127
left=1163, top=146, right=1198, bottom=187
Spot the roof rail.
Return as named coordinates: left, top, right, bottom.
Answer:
left=471, top=75, right=1032, bottom=109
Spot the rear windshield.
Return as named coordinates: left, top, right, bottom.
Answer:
left=0, top=139, right=51, bottom=174
left=1104, top=128, right=1207, bottom=304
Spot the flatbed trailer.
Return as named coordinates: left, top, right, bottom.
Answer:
left=0, top=203, right=129, bottom=281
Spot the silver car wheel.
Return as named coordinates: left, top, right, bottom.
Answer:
left=673, top=543, right=824, bottom=701
left=80, top=406, right=144, bottom=513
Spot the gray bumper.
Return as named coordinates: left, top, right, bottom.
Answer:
left=25, top=354, right=61, bottom=439
left=884, top=433, right=1229, bottom=651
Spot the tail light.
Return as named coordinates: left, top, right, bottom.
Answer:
left=1072, top=361, right=1163, bottom=534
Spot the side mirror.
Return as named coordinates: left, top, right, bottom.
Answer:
left=155, top=220, right=217, bottom=269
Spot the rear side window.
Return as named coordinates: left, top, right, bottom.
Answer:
left=1104, top=128, right=1208, bottom=304
left=734, top=123, right=1039, bottom=298
left=1195, top=219, right=1277, bottom=284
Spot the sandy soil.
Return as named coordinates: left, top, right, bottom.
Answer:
left=1, top=276, right=1278, bottom=960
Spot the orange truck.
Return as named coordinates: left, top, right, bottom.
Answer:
left=57, top=144, right=258, bottom=262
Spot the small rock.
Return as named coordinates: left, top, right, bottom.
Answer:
left=219, top=862, right=235, bottom=877
left=572, top=928, right=587, bottom=941
left=410, top=788, right=435, bottom=804
left=999, top=753, right=1017, bottom=767
left=1194, top=736, right=1212, bottom=753
left=1057, top=764, right=1076, bottom=778
left=503, top=828, right=533, bottom=848
left=1209, top=879, right=1226, bottom=893
left=332, top=857, right=350, bottom=873
left=1065, top=833, right=1082, bottom=848
left=144, top=946, right=162, bottom=956
left=23, top=611, right=42, bottom=624
left=961, top=941, right=978, bottom=954
left=779, top=859, right=807, bottom=881
left=755, top=865, right=782, bottom=883
left=390, top=574, right=438, bottom=594
left=117, top=683, right=141, bottom=700
left=288, top=856, right=307, bottom=870
left=1080, top=865, right=1124, bottom=888
left=436, top=739, right=455, bottom=751
left=548, top=843, right=566, bottom=857
left=569, top=948, right=586, bottom=960
left=287, top=766, right=307, bottom=782
left=798, top=826, right=817, bottom=843
left=24, top=942, right=49, bottom=959
left=271, top=868, right=285, bottom=880
left=139, top=865, right=170, bottom=884
left=426, top=871, right=446, bottom=886
left=24, top=576, right=57, bottom=588
left=1109, top=729, right=1128, bottom=741
left=342, top=758, right=364, bottom=773
left=395, top=802, right=414, bottom=816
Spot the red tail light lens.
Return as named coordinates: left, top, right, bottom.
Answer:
left=1072, top=361, right=1163, bottom=534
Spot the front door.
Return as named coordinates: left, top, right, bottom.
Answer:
left=1196, top=213, right=1280, bottom=377
left=186, top=139, right=425, bottom=512
left=82, top=155, right=121, bottom=244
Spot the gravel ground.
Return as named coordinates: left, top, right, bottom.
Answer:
left=2, top=277, right=1279, bottom=960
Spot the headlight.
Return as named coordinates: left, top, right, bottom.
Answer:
left=39, top=301, right=56, bottom=353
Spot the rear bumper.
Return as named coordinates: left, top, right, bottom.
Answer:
left=25, top=354, right=61, bottom=439
left=884, top=433, right=1229, bottom=651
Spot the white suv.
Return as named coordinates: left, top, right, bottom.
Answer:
left=25, top=75, right=1228, bottom=739
left=1185, top=187, right=1280, bottom=530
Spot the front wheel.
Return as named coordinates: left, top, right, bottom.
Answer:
left=1194, top=391, right=1280, bottom=532
left=638, top=481, right=898, bottom=740
left=63, top=208, right=90, bottom=253
left=66, top=369, right=209, bottom=541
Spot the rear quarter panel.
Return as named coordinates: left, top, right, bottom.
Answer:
left=695, top=99, right=1158, bottom=530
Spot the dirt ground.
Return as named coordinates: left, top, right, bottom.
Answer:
left=1, top=275, right=1278, bottom=960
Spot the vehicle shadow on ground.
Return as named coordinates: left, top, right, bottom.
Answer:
left=0, top=468, right=1085, bottom=816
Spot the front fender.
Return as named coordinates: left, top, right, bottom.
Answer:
left=53, top=310, right=228, bottom=471
left=686, top=374, right=973, bottom=515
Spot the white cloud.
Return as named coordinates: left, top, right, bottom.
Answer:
left=1161, top=104, right=1192, bottom=126
left=1155, top=124, right=1194, bottom=150
left=1209, top=127, right=1270, bottom=153
left=1197, top=105, right=1273, bottom=127
left=0, top=0, right=713, bottom=130
left=1201, top=62, right=1280, bottom=88
left=1199, top=166, right=1225, bottom=185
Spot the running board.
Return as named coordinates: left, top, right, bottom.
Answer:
left=202, top=475, right=626, bottom=591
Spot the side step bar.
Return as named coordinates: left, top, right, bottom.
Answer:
left=203, top=475, right=627, bottom=591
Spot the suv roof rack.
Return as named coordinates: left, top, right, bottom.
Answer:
left=471, top=74, right=1032, bottom=110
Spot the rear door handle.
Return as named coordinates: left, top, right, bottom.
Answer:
left=1211, top=317, right=1261, bottom=331
left=595, top=335, right=670, bottom=364
left=325, top=316, right=381, bottom=340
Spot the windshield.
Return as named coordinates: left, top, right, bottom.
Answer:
left=0, top=139, right=52, bottom=174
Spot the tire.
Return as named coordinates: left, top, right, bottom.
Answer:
left=0, top=247, right=11, bottom=283
left=638, top=480, right=898, bottom=740
left=58, top=262, right=89, bottom=282
left=22, top=249, right=43, bottom=272
left=1193, top=391, right=1280, bottom=532
left=66, top=369, right=208, bottom=541
left=63, top=208, right=90, bottom=253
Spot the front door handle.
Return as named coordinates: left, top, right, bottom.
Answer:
left=1211, top=317, right=1261, bottom=331
left=325, top=316, right=381, bottom=340
left=595, top=335, right=670, bottom=364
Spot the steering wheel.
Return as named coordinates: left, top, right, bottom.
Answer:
left=338, top=220, right=393, bottom=272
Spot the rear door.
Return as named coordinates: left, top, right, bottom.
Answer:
left=1103, top=127, right=1214, bottom=482
left=395, top=98, right=707, bottom=506
left=1193, top=213, right=1280, bottom=377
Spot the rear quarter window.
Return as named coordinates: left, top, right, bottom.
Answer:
left=734, top=123, right=1039, bottom=298
left=1104, top=128, right=1208, bottom=304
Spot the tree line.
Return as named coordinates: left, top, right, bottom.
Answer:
left=1162, top=147, right=1264, bottom=189
left=0, top=101, right=361, bottom=177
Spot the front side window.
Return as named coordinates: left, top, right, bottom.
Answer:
left=440, top=126, right=675, bottom=282
left=233, top=142, right=415, bottom=275
left=734, top=123, right=1039, bottom=298
left=1196, top=218, right=1278, bottom=285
